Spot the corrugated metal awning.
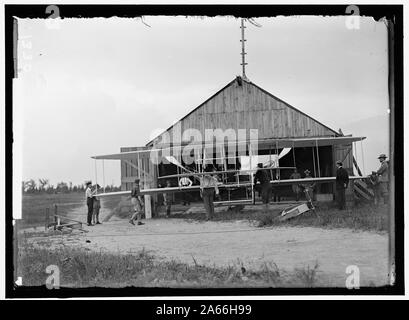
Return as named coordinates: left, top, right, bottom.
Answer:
left=258, top=136, right=366, bottom=149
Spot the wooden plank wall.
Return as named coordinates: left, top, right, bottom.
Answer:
left=333, top=144, right=353, bottom=175
left=152, top=80, right=337, bottom=145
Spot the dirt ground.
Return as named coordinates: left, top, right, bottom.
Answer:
left=21, top=203, right=390, bottom=288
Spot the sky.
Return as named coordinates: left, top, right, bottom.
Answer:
left=14, top=15, right=389, bottom=187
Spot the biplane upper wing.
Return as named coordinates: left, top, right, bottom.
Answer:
left=269, top=175, right=368, bottom=186
left=91, top=136, right=366, bottom=160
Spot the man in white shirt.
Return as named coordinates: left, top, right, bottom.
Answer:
left=85, top=181, right=97, bottom=226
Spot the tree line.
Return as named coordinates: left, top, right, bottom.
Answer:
left=21, top=179, right=121, bottom=194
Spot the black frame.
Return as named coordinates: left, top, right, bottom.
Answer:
left=4, top=4, right=404, bottom=298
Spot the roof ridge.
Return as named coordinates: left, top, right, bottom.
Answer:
left=146, top=76, right=339, bottom=146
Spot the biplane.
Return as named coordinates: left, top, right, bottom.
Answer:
left=91, top=136, right=369, bottom=217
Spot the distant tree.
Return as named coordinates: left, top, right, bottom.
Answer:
left=25, top=179, right=37, bottom=193
left=56, top=181, right=69, bottom=193
left=47, top=184, right=55, bottom=194
left=38, top=178, right=49, bottom=192
left=69, top=182, right=73, bottom=192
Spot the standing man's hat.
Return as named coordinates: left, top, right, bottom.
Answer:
left=86, top=181, right=92, bottom=186
left=134, top=178, right=140, bottom=183
left=378, top=154, right=387, bottom=159
left=336, top=160, right=343, bottom=166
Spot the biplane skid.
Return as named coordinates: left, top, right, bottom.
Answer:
left=279, top=189, right=317, bottom=221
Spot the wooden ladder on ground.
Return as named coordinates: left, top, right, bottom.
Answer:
left=45, top=205, right=85, bottom=231
left=352, top=156, right=375, bottom=201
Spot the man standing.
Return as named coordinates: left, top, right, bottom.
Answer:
left=92, top=195, right=101, bottom=225
left=129, top=179, right=145, bottom=226
left=271, top=169, right=281, bottom=202
left=254, top=163, right=272, bottom=210
left=376, top=154, right=389, bottom=205
left=335, top=160, right=349, bottom=210
left=200, top=166, right=219, bottom=220
left=179, top=176, right=193, bottom=205
left=85, top=181, right=96, bottom=226
left=289, top=169, right=301, bottom=201
left=301, top=169, right=315, bottom=201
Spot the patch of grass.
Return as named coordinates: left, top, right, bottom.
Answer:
left=294, top=262, right=320, bottom=287
left=269, top=203, right=389, bottom=232
left=171, top=205, right=281, bottom=223
left=171, top=202, right=389, bottom=232
left=17, top=245, right=322, bottom=288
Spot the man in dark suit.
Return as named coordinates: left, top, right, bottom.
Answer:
left=335, top=160, right=349, bottom=210
left=254, top=163, right=272, bottom=210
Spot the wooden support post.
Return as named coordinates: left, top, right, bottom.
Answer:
left=144, top=194, right=152, bottom=219
left=54, top=204, right=58, bottom=230
left=315, top=140, right=321, bottom=178
left=352, top=155, right=363, bottom=176
left=143, top=157, right=152, bottom=219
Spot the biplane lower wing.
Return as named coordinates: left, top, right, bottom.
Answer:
left=95, top=183, right=253, bottom=197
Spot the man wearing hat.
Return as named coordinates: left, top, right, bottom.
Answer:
left=129, top=179, right=145, bottom=226
left=290, top=169, right=302, bottom=201
left=376, top=154, right=389, bottom=204
left=301, top=169, right=315, bottom=201
left=85, top=181, right=97, bottom=226
left=335, top=160, right=349, bottom=210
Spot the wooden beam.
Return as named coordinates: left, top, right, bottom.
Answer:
left=352, top=155, right=363, bottom=176
left=354, top=185, right=371, bottom=201
left=354, top=179, right=374, bottom=197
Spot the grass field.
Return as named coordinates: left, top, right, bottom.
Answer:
left=21, top=193, right=389, bottom=232
left=18, top=240, right=321, bottom=288
left=17, top=195, right=388, bottom=288
left=21, top=193, right=120, bottom=227
left=21, top=193, right=85, bottom=227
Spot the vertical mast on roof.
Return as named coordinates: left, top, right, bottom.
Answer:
left=240, top=18, right=248, bottom=80
left=240, top=18, right=261, bottom=80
